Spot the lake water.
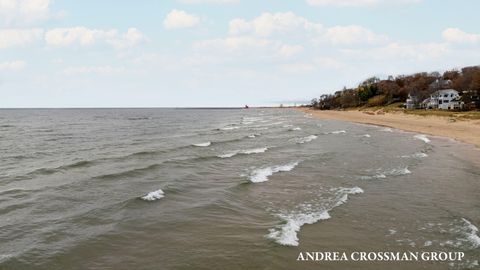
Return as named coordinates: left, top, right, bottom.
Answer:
left=0, top=108, right=479, bottom=269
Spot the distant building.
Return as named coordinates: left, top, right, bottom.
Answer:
left=424, top=89, right=463, bottom=110
left=405, top=94, right=419, bottom=109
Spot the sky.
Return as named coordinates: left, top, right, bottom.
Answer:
left=1, top=0, right=479, bottom=108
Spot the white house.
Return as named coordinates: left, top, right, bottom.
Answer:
left=425, top=89, right=462, bottom=110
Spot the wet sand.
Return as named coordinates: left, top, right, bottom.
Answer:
left=298, top=108, right=480, bottom=149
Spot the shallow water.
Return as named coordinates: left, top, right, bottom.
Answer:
left=0, top=108, right=479, bottom=269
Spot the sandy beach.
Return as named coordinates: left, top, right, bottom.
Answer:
left=298, top=108, right=480, bottom=149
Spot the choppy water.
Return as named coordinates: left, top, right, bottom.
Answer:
left=0, top=108, right=479, bottom=270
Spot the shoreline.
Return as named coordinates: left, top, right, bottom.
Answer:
left=296, top=107, right=480, bottom=149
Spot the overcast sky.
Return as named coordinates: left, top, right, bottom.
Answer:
left=1, top=0, right=479, bottom=107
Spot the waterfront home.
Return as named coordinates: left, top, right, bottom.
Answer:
left=424, top=89, right=462, bottom=110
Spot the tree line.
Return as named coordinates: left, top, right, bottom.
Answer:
left=310, top=65, right=480, bottom=110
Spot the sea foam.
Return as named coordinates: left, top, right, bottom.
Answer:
left=267, top=186, right=364, bottom=246
left=141, top=189, right=164, bottom=201
left=249, top=161, right=299, bottom=183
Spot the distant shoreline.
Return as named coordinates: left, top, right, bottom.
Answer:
left=296, top=107, right=480, bottom=149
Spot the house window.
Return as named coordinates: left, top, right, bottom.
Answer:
left=444, top=94, right=448, bottom=97
left=439, top=100, right=443, bottom=104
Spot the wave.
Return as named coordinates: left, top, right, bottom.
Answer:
left=193, top=142, right=211, bottom=147
left=362, top=134, right=371, bottom=138
left=414, top=134, right=431, bottom=143
left=267, top=187, right=364, bottom=246
left=220, top=126, right=240, bottom=131
left=361, top=167, right=411, bottom=180
left=401, top=152, right=428, bottom=159
left=289, top=127, right=301, bottom=131
left=295, top=135, right=318, bottom=144
left=461, top=218, right=480, bottom=248
left=247, top=134, right=260, bottom=138
left=140, top=189, right=164, bottom=201
left=218, top=147, right=268, bottom=159
left=381, top=127, right=393, bottom=132
left=327, top=130, right=346, bottom=135
left=249, top=161, right=299, bottom=183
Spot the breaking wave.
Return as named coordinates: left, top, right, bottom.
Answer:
left=267, top=187, right=364, bottom=246
left=295, top=135, right=318, bottom=144
left=140, top=189, right=165, bottom=201
left=361, top=167, right=411, bottom=180
left=414, top=134, right=431, bottom=143
left=327, top=130, right=346, bottom=135
left=218, top=147, right=268, bottom=159
left=248, top=161, right=299, bottom=183
left=193, top=142, right=211, bottom=147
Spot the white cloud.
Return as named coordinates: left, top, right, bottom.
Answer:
left=194, top=36, right=271, bottom=53
left=229, top=12, right=322, bottom=37
left=106, top=28, right=147, bottom=49
left=340, top=42, right=449, bottom=61
left=442, top=28, right=480, bottom=44
left=178, top=0, right=238, bottom=3
left=163, top=9, right=200, bottom=29
left=0, top=0, right=51, bottom=25
left=278, top=44, right=303, bottom=57
left=228, top=12, right=385, bottom=45
left=324, top=25, right=388, bottom=44
left=44, top=27, right=146, bottom=49
left=63, top=65, right=125, bottom=75
left=0, top=60, right=26, bottom=71
left=0, top=28, right=43, bottom=49
left=306, top=0, right=421, bottom=7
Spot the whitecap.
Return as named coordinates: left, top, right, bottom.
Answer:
left=329, top=130, right=346, bottom=134
left=141, top=189, right=164, bottom=201
left=247, top=134, right=259, bottom=138
left=283, top=124, right=293, bottom=128
left=193, top=142, right=211, bottom=147
left=381, top=127, right=393, bottom=132
left=414, top=134, right=431, bottom=143
left=361, top=167, right=410, bottom=180
left=267, top=211, right=331, bottom=246
left=289, top=127, right=301, bottom=131
left=296, top=135, right=318, bottom=144
left=402, top=152, right=428, bottom=159
left=462, top=218, right=480, bottom=248
left=221, top=126, right=240, bottom=131
left=362, top=134, right=371, bottom=138
left=218, top=151, right=238, bottom=158
left=242, top=147, right=268, bottom=154
left=249, top=161, right=299, bottom=183
left=218, top=147, right=268, bottom=159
